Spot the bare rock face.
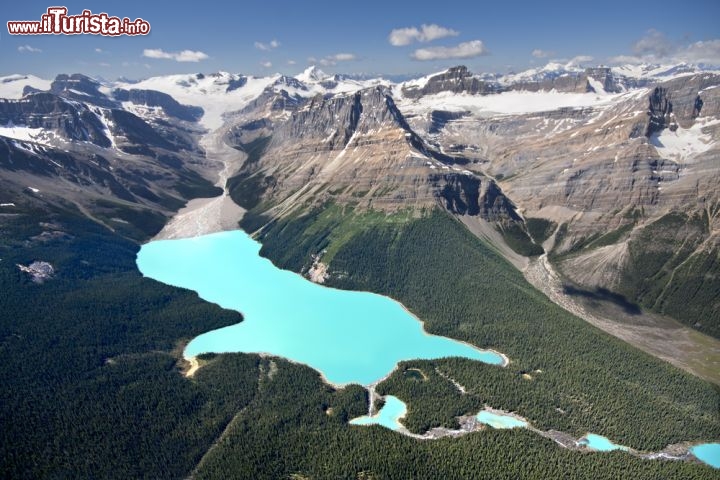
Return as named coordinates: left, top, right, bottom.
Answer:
left=50, top=73, right=118, bottom=109
left=402, top=66, right=499, bottom=98
left=225, top=75, right=248, bottom=93
left=692, top=95, right=704, bottom=117
left=429, top=110, right=469, bottom=134
left=641, top=74, right=720, bottom=135
left=400, top=71, right=720, bottom=227
left=646, top=87, right=673, bottom=135
left=0, top=93, right=111, bottom=147
left=402, top=65, right=627, bottom=99
left=228, top=86, right=520, bottom=224
left=504, top=67, right=626, bottom=94
left=508, top=74, right=591, bottom=94
left=398, top=69, right=720, bottom=326
left=0, top=73, right=221, bottom=241
left=436, top=174, right=521, bottom=221
left=112, top=88, right=203, bottom=122
left=585, top=67, right=623, bottom=93
left=17, top=261, right=54, bottom=283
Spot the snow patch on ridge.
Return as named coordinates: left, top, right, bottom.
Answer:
left=296, top=66, right=330, bottom=83
left=0, top=74, right=52, bottom=99
left=0, top=124, right=57, bottom=146
left=397, top=90, right=624, bottom=118
left=651, top=117, right=720, bottom=162
left=115, top=73, right=279, bottom=129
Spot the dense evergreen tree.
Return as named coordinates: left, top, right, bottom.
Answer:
left=1, top=204, right=718, bottom=478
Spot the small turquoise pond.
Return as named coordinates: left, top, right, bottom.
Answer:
left=476, top=411, right=528, bottom=429
left=349, top=396, right=407, bottom=430
left=578, top=433, right=628, bottom=452
left=691, top=443, right=720, bottom=468
left=136, top=230, right=506, bottom=386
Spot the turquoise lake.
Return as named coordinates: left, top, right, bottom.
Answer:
left=349, top=396, right=407, bottom=430
left=476, top=411, right=528, bottom=429
left=136, top=230, right=506, bottom=386
left=691, top=443, right=720, bottom=468
left=578, top=434, right=628, bottom=452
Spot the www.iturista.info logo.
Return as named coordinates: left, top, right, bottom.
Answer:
left=7, top=7, right=150, bottom=36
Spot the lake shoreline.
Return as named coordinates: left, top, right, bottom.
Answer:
left=141, top=229, right=509, bottom=387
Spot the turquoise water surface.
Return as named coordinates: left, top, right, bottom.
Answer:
left=578, top=434, right=628, bottom=452
left=691, top=443, right=720, bottom=468
left=349, top=396, right=407, bottom=430
left=136, top=230, right=506, bottom=386
left=476, top=411, right=528, bottom=429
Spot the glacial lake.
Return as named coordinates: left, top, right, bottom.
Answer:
left=136, top=230, right=506, bottom=386
left=578, top=434, right=628, bottom=452
left=476, top=411, right=528, bottom=429
left=350, top=396, right=407, bottom=430
left=691, top=443, right=720, bottom=468
left=350, top=400, right=531, bottom=433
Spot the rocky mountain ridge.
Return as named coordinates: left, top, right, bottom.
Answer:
left=225, top=85, right=522, bottom=229
left=1, top=62, right=718, bottom=332
left=395, top=68, right=719, bottom=335
left=0, top=74, right=219, bottom=240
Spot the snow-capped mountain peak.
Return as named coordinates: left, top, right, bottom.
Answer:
left=296, top=65, right=330, bottom=83
left=609, top=62, right=717, bottom=80
left=0, top=74, right=52, bottom=99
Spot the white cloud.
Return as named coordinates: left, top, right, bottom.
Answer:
left=607, top=54, right=644, bottom=65
left=389, top=24, right=459, bottom=46
left=676, top=39, right=720, bottom=64
left=18, top=45, right=42, bottom=53
left=95, top=48, right=104, bottom=53
left=255, top=39, right=280, bottom=51
left=313, top=53, right=357, bottom=66
left=565, top=55, right=594, bottom=66
left=609, top=30, right=720, bottom=66
left=142, top=48, right=208, bottom=62
left=260, top=61, right=273, bottom=68
left=543, top=55, right=594, bottom=68
left=633, top=29, right=673, bottom=57
left=174, top=50, right=209, bottom=62
left=142, top=49, right=173, bottom=59
left=532, top=49, right=552, bottom=58
left=99, top=62, right=111, bottom=67
left=121, top=61, right=152, bottom=69
left=332, top=53, right=355, bottom=61
left=287, top=59, right=297, bottom=65
left=411, top=40, right=488, bottom=61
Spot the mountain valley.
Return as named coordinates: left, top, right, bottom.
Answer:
left=2, top=62, right=720, bottom=478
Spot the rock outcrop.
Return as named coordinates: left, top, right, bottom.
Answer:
left=228, top=85, right=520, bottom=224
left=17, top=261, right=54, bottom=283
left=402, top=66, right=499, bottom=98
left=0, top=93, right=111, bottom=147
left=112, top=88, right=203, bottom=122
left=397, top=69, right=720, bottom=328
left=50, top=73, right=118, bottom=108
left=646, top=87, right=674, bottom=135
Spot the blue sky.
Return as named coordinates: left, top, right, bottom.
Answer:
left=2, top=0, right=719, bottom=79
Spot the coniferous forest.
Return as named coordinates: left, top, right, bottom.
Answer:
left=1, top=202, right=719, bottom=479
